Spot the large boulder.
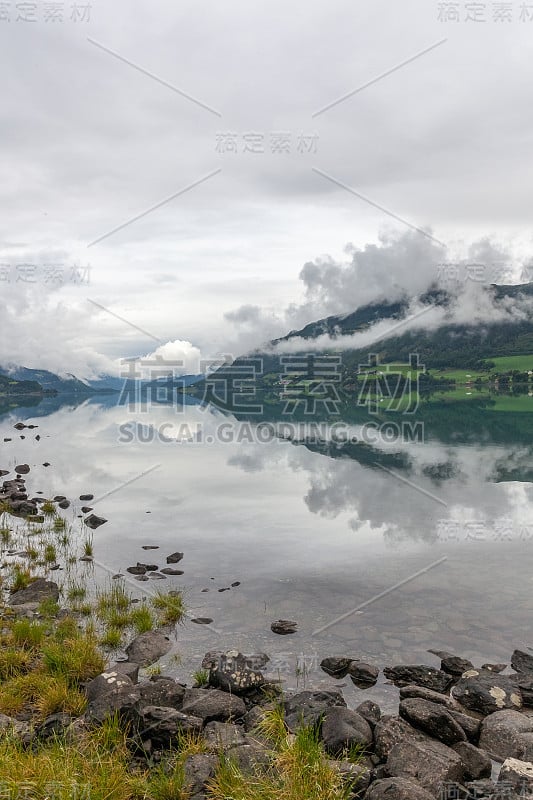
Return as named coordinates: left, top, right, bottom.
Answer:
left=386, top=737, right=465, bottom=796
left=511, top=649, right=533, bottom=675
left=132, top=705, right=202, bottom=746
left=182, top=753, right=219, bottom=797
left=452, top=669, right=522, bottom=715
left=125, top=631, right=172, bottom=667
left=452, top=742, right=492, bottom=780
left=374, top=715, right=425, bottom=761
left=479, top=710, right=533, bottom=761
left=85, top=671, right=133, bottom=703
left=498, top=757, right=533, bottom=790
left=348, top=661, right=379, bottom=689
left=283, top=689, right=346, bottom=732
left=384, top=665, right=452, bottom=693
left=9, top=578, right=59, bottom=606
left=137, top=677, right=186, bottom=709
left=320, top=657, right=353, bottom=678
left=208, top=650, right=265, bottom=695
left=181, top=688, right=246, bottom=724
left=86, top=685, right=141, bottom=725
left=320, top=707, right=373, bottom=756
left=399, top=685, right=454, bottom=707
left=399, top=698, right=466, bottom=746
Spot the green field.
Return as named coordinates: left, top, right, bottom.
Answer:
left=485, top=354, right=533, bottom=372
left=433, top=368, right=489, bottom=384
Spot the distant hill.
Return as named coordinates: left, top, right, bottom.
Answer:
left=0, top=373, right=48, bottom=397
left=0, top=366, right=117, bottom=395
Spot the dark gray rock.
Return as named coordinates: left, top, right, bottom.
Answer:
left=511, top=649, right=533, bottom=675
left=202, top=650, right=269, bottom=671
left=482, top=663, right=507, bottom=673
left=181, top=688, right=246, bottom=724
left=283, top=689, right=346, bottom=732
left=452, top=669, right=522, bottom=715
left=440, top=655, right=474, bottom=677
left=35, top=713, right=72, bottom=741
left=208, top=650, right=265, bottom=695
left=133, top=705, right=202, bottom=745
left=15, top=464, right=30, bottom=474
left=86, top=685, right=141, bottom=724
left=166, top=552, right=184, bottom=564
left=84, top=514, right=107, bottom=529
left=182, top=753, right=219, bottom=797
left=348, top=661, right=379, bottom=689
left=9, top=578, right=59, bottom=605
left=270, top=619, right=297, bottom=635
left=320, top=707, right=373, bottom=756
left=365, top=777, right=436, bottom=800
left=110, top=661, right=139, bottom=684
left=517, top=676, right=533, bottom=707
left=137, top=677, right=186, bottom=709
left=448, top=710, right=481, bottom=744
left=399, top=698, right=467, bottom=746
left=386, top=737, right=465, bottom=796
left=79, top=494, right=94, bottom=501
left=127, top=565, right=146, bottom=575
left=125, top=631, right=172, bottom=667
left=85, top=671, right=133, bottom=703
left=452, top=742, right=492, bottom=780
left=399, top=685, right=453, bottom=707
left=374, top=715, right=425, bottom=761
left=479, top=710, right=533, bottom=761
left=356, top=700, right=381, bottom=728
left=204, top=721, right=247, bottom=750
left=384, top=665, right=452, bottom=693
left=320, top=656, right=353, bottom=678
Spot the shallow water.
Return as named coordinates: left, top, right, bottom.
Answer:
left=2, top=397, right=532, bottom=712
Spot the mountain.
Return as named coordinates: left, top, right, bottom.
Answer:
left=0, top=373, right=49, bottom=397
left=0, top=366, right=117, bottom=395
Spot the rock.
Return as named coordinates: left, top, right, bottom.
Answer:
left=208, top=650, right=265, bottom=696
left=125, top=631, right=172, bottom=667
left=511, top=649, right=533, bottom=675
left=320, top=656, right=353, bottom=678
left=479, top=709, right=533, bottom=761
left=9, top=578, right=59, bottom=606
left=440, top=655, right=474, bottom=677
left=137, top=563, right=158, bottom=572
left=13, top=423, right=26, bottom=430
left=498, top=757, right=533, bottom=789
left=452, top=742, right=492, bottom=780
left=127, top=565, right=146, bottom=575
left=365, top=777, right=436, bottom=800
left=86, top=685, right=141, bottom=724
left=191, top=618, right=213, bottom=625
left=133, top=705, right=202, bottom=745
left=35, top=713, right=72, bottom=741
left=85, top=671, right=133, bottom=702
left=348, top=661, right=379, bottom=688
left=399, top=685, right=453, bottom=707
left=182, top=753, right=218, bottom=797
left=283, top=689, right=346, bottom=733
left=110, top=661, right=139, bottom=684
left=229, top=740, right=271, bottom=774
left=142, top=545, right=159, bottom=550
left=84, top=514, right=107, bottom=529
left=517, top=676, right=533, bottom=707
left=166, top=552, right=184, bottom=564
left=384, top=665, right=452, bottom=693
left=399, top=698, right=467, bottom=746
left=386, top=738, right=465, bottom=796
left=271, top=619, right=297, bottom=635
left=448, top=710, right=481, bottom=743
left=320, top=707, right=373, bottom=756
left=79, top=494, right=94, bottom=501
left=328, top=759, right=371, bottom=794
left=137, top=677, right=186, bottom=709
left=15, top=464, right=30, bottom=474
left=482, top=663, right=507, bottom=673
left=181, top=688, right=246, bottom=724
left=160, top=568, right=184, bottom=575
left=81, top=506, right=92, bottom=513
left=204, top=721, right=247, bottom=751
left=58, top=500, right=70, bottom=509
left=452, top=669, right=522, bottom=715
left=374, top=715, right=426, bottom=761
left=356, top=700, right=381, bottom=728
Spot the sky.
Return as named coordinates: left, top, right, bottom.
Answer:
left=1, top=0, right=533, bottom=377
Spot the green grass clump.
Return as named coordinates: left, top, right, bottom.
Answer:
left=11, top=619, right=47, bottom=649
left=39, top=597, right=60, bottom=617
left=208, top=712, right=360, bottom=800
left=10, top=565, right=34, bottom=593
left=99, top=627, right=123, bottom=649
left=42, top=501, right=56, bottom=515
left=0, top=647, right=33, bottom=680
left=129, top=603, right=154, bottom=634
left=44, top=544, right=57, bottom=564
left=53, top=516, right=67, bottom=532
left=151, top=590, right=186, bottom=626
left=42, top=623, right=105, bottom=685
left=193, top=668, right=209, bottom=687
left=96, top=582, right=130, bottom=617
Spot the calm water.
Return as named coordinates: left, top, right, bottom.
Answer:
left=2, top=396, right=533, bottom=711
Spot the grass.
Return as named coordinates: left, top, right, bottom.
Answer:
left=193, top=668, right=209, bottom=687
left=152, top=590, right=186, bottom=626
left=41, top=501, right=56, bottom=515
left=10, top=565, right=33, bottom=593
left=207, top=707, right=361, bottom=800
left=486, top=354, right=533, bottom=372
left=129, top=603, right=155, bottom=634
left=99, top=627, right=123, bottom=649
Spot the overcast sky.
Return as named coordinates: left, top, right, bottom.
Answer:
left=2, top=0, right=533, bottom=376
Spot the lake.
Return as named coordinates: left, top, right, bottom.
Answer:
left=1, top=394, right=532, bottom=712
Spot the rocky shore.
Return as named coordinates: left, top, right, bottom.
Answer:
left=4, top=567, right=533, bottom=800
